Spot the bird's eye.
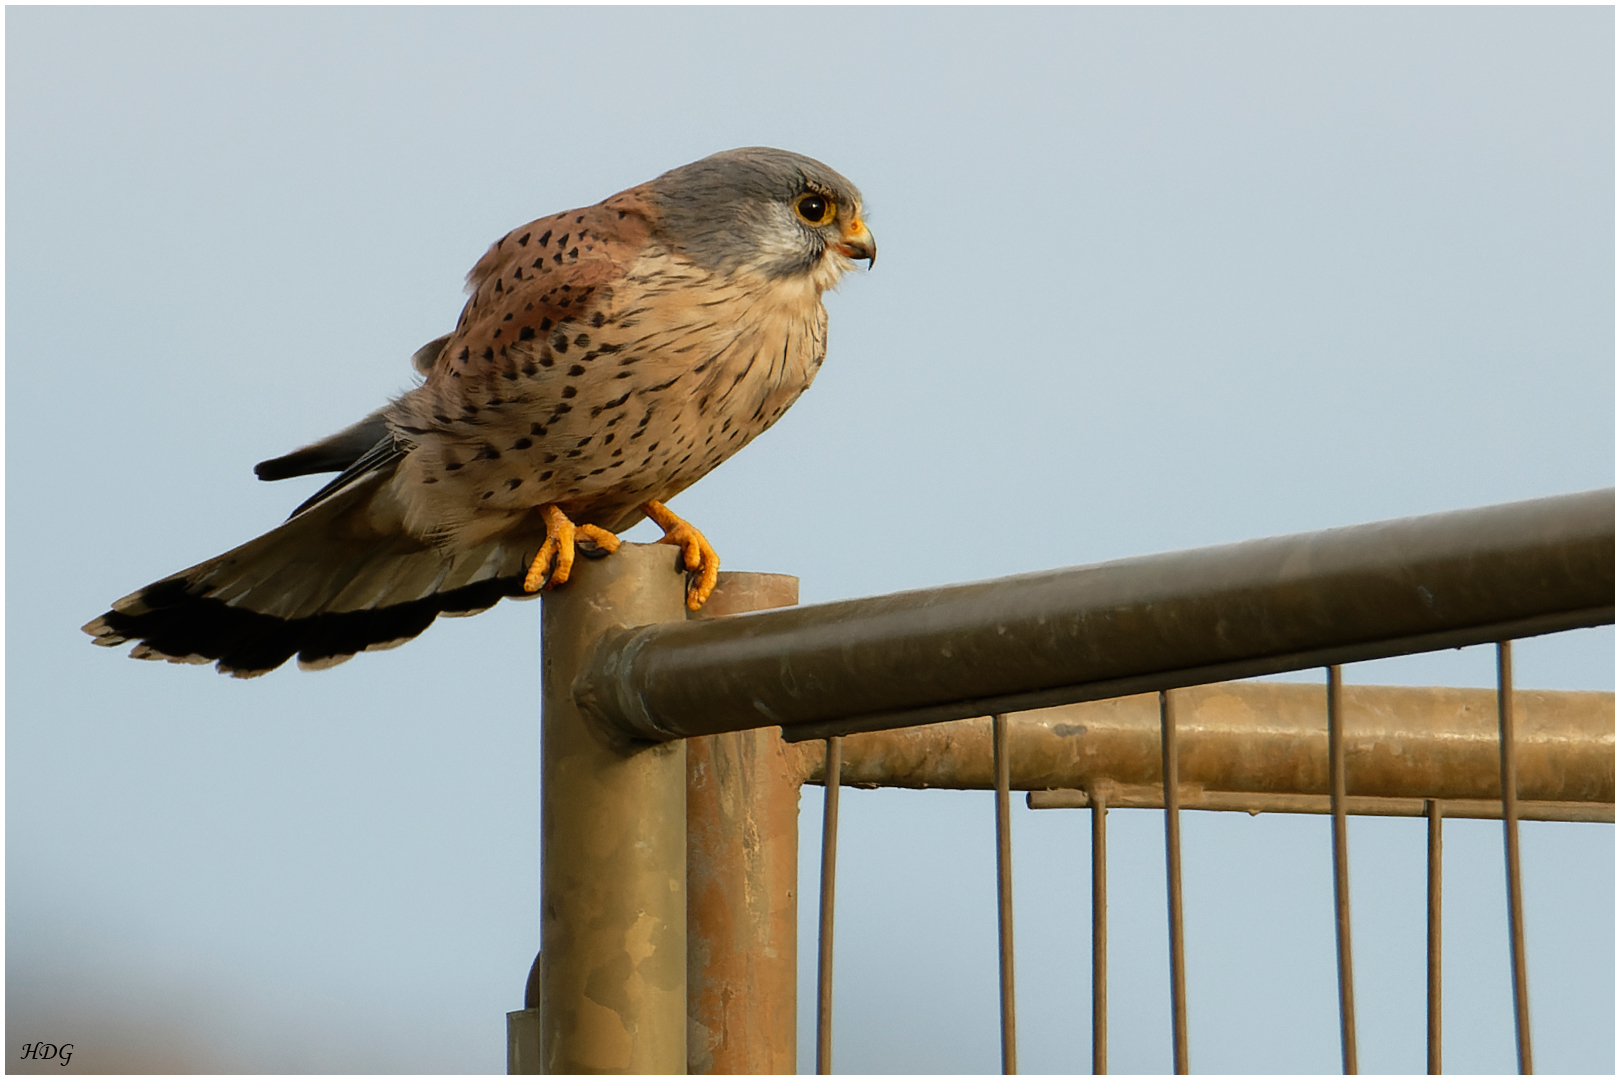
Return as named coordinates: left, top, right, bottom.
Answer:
left=794, top=193, right=835, bottom=226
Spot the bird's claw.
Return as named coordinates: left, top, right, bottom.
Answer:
left=642, top=500, right=720, bottom=610
left=524, top=508, right=621, bottom=591
left=575, top=524, right=622, bottom=560
left=575, top=539, right=613, bottom=560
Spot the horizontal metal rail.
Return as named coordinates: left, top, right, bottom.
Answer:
left=1026, top=786, right=1611, bottom=823
left=575, top=490, right=1614, bottom=743
left=784, top=682, right=1614, bottom=806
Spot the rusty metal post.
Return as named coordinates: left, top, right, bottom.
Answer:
left=1160, top=690, right=1190, bottom=1075
left=539, top=543, right=689, bottom=1074
left=1328, top=666, right=1359, bottom=1074
left=686, top=572, right=802, bottom=1075
left=1426, top=799, right=1443, bottom=1075
left=1497, top=642, right=1534, bottom=1075
left=816, top=735, right=842, bottom=1075
left=993, top=714, right=1018, bottom=1074
left=1090, top=781, right=1110, bottom=1075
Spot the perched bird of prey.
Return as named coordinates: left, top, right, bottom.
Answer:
left=83, top=147, right=874, bottom=677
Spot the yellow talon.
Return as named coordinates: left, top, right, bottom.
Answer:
left=642, top=499, right=720, bottom=610
left=524, top=505, right=575, bottom=592
left=524, top=507, right=622, bottom=593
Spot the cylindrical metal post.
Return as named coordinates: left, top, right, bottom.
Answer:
left=1426, top=799, right=1443, bottom=1075
left=817, top=735, right=843, bottom=1075
left=540, top=543, right=690, bottom=1074
left=1091, top=782, right=1110, bottom=1076
left=1160, top=691, right=1190, bottom=1075
left=1497, top=642, right=1534, bottom=1075
left=994, top=714, right=1018, bottom=1074
left=1328, top=666, right=1359, bottom=1074
left=686, top=573, right=802, bottom=1075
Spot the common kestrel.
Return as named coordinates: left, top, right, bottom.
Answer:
left=84, top=148, right=874, bottom=676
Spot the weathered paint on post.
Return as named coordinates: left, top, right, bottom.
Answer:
left=686, top=572, right=802, bottom=1075
left=541, top=543, right=690, bottom=1074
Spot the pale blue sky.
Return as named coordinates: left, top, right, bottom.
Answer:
left=7, top=6, right=1613, bottom=1073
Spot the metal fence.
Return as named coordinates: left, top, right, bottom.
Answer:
left=508, top=488, right=1614, bottom=1074
left=801, top=660, right=1612, bottom=1074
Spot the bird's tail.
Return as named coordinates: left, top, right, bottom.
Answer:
left=82, top=466, right=541, bottom=677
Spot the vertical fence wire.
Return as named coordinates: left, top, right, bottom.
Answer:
left=817, top=735, right=843, bottom=1075
left=1091, top=784, right=1109, bottom=1075
left=1327, top=665, right=1360, bottom=1074
left=1426, top=798, right=1443, bottom=1075
left=993, top=714, right=1018, bottom=1074
left=1496, top=642, right=1534, bottom=1075
left=813, top=641, right=1557, bottom=1076
left=1159, top=691, right=1190, bottom=1075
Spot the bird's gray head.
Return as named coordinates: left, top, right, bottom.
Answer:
left=644, top=147, right=875, bottom=283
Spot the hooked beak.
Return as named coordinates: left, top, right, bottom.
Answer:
left=836, top=216, right=877, bottom=268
